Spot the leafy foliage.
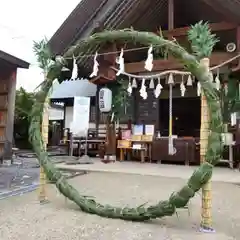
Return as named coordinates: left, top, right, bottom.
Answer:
left=33, top=38, right=53, bottom=73
left=187, top=21, right=219, bottom=59
left=14, top=88, right=34, bottom=148
left=221, top=75, right=240, bottom=123
left=106, top=77, right=130, bottom=121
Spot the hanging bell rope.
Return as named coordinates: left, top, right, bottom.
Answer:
left=168, top=74, right=176, bottom=155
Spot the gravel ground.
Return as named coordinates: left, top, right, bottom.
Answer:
left=0, top=172, right=239, bottom=239
left=0, top=156, right=72, bottom=193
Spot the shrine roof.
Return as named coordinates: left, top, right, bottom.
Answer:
left=48, top=0, right=240, bottom=76
left=50, top=78, right=97, bottom=100
left=0, top=50, right=29, bottom=69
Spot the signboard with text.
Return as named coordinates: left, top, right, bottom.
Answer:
left=71, top=96, right=90, bottom=137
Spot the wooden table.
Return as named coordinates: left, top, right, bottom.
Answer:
left=132, top=140, right=152, bottom=163
left=66, top=139, right=105, bottom=156
left=117, top=140, right=151, bottom=163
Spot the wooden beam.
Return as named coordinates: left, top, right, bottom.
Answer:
left=163, top=22, right=237, bottom=38
left=168, top=0, right=174, bottom=30
left=232, top=26, right=240, bottom=72
left=124, top=52, right=237, bottom=74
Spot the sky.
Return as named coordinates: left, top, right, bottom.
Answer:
left=0, top=0, right=80, bottom=92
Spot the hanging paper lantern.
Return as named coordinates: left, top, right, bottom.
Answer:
left=144, top=45, right=153, bottom=71
left=116, top=48, right=125, bottom=76
left=89, top=52, right=99, bottom=78
left=132, top=78, right=137, bottom=88
left=186, top=75, right=193, bottom=86
left=99, top=87, right=112, bottom=112
left=149, top=78, right=155, bottom=89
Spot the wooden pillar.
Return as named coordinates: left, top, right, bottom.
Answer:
left=4, top=70, right=17, bottom=160
left=167, top=0, right=175, bottom=61
left=96, top=85, right=100, bottom=135
left=132, top=89, right=137, bottom=124
left=232, top=26, right=240, bottom=71
left=63, top=103, right=66, bottom=129
left=103, top=115, right=116, bottom=162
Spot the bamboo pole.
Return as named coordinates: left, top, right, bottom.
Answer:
left=39, top=97, right=49, bottom=203
left=199, top=58, right=214, bottom=232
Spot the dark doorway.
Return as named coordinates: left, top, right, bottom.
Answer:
left=159, top=97, right=201, bottom=137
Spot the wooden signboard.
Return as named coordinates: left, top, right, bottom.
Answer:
left=141, top=135, right=153, bottom=142
left=122, top=130, right=131, bottom=140
left=117, top=140, right=131, bottom=149
left=131, top=135, right=142, bottom=141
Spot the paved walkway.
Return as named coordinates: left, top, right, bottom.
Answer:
left=56, top=159, right=240, bottom=184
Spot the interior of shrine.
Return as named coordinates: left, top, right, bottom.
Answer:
left=159, top=97, right=201, bottom=137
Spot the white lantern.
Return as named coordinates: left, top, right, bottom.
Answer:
left=99, top=87, right=112, bottom=112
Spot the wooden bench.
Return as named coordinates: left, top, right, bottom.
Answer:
left=66, top=127, right=128, bottom=157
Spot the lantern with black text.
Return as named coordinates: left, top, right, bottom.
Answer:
left=99, top=87, right=112, bottom=113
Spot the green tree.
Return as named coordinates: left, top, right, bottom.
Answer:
left=33, top=37, right=53, bottom=74
left=14, top=38, right=53, bottom=148
left=14, top=87, right=34, bottom=148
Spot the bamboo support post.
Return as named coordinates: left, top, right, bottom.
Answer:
left=39, top=97, right=49, bottom=203
left=200, top=58, right=214, bottom=232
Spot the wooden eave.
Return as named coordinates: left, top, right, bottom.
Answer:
left=162, top=22, right=238, bottom=38
left=124, top=52, right=237, bottom=74
left=0, top=50, right=29, bottom=69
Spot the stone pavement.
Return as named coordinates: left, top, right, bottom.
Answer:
left=56, top=159, right=240, bottom=184
left=0, top=158, right=40, bottom=193
left=0, top=156, right=84, bottom=199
